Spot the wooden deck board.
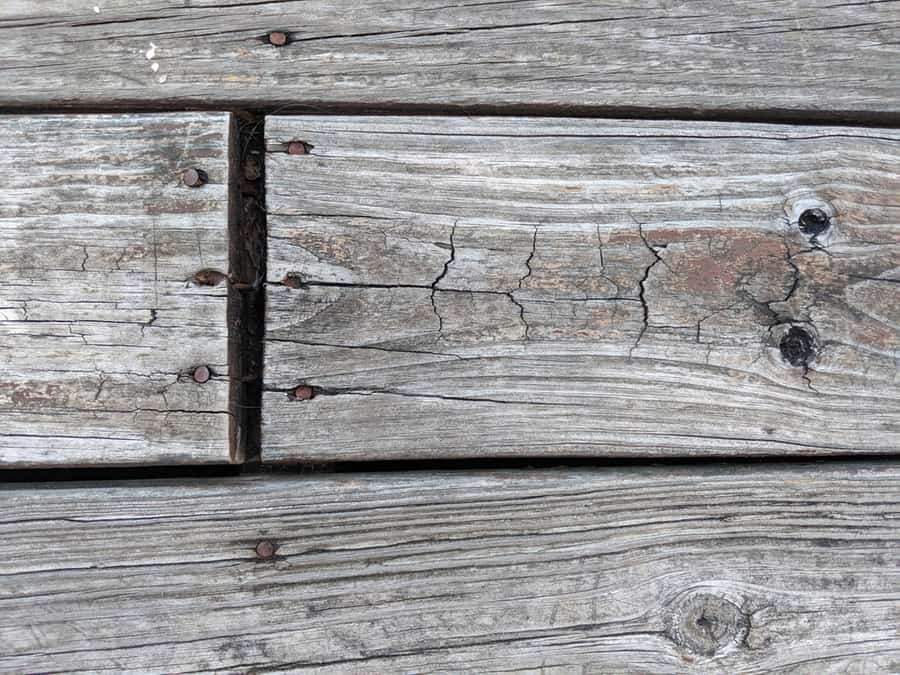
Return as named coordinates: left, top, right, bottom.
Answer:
left=263, top=116, right=900, bottom=461
left=1, top=464, right=898, bottom=672
left=0, top=113, right=234, bottom=467
left=0, top=1, right=897, bottom=115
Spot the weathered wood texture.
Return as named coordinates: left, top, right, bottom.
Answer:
left=0, top=2, right=897, bottom=116
left=0, top=113, right=233, bottom=467
left=1, top=464, right=898, bottom=672
left=264, top=116, right=900, bottom=461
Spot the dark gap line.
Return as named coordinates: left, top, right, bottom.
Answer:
left=0, top=101, right=898, bottom=129
left=0, top=464, right=242, bottom=484
left=227, top=111, right=267, bottom=465
left=262, top=453, right=900, bottom=475
left=2, top=454, right=899, bottom=484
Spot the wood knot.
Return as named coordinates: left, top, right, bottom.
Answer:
left=667, top=592, right=749, bottom=656
left=780, top=326, right=816, bottom=367
left=267, top=31, right=289, bottom=46
left=783, top=192, right=835, bottom=244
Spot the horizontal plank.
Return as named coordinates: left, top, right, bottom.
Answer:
left=0, top=1, right=898, bottom=115
left=264, top=116, right=900, bottom=461
left=2, top=464, right=899, bottom=672
left=0, top=113, right=233, bottom=467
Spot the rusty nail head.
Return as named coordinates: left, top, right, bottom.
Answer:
left=192, top=269, right=228, bottom=287
left=292, top=385, right=314, bottom=401
left=268, top=31, right=288, bottom=46
left=287, top=141, right=309, bottom=155
left=255, top=540, right=277, bottom=559
left=182, top=168, right=208, bottom=188
left=282, top=274, right=304, bottom=289
left=192, top=365, right=211, bottom=384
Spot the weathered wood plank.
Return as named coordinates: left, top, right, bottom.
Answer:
left=264, top=116, right=900, bottom=461
left=0, top=1, right=897, bottom=116
left=0, top=113, right=233, bottom=467
left=1, top=464, right=898, bottom=672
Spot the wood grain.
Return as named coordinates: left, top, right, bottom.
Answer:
left=264, top=116, right=900, bottom=461
left=0, top=1, right=897, bottom=116
left=1, top=464, right=898, bottom=672
left=0, top=113, right=233, bottom=467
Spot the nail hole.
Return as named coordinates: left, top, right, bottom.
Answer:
left=267, top=31, right=288, bottom=46
left=289, top=385, right=314, bottom=401
left=255, top=540, right=277, bottom=559
left=780, top=327, right=816, bottom=367
left=797, top=208, right=830, bottom=237
left=182, top=168, right=208, bottom=188
left=192, top=365, right=211, bottom=384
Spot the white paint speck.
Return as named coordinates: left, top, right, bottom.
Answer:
left=158, top=74, right=168, bottom=84
left=93, top=5, right=100, bottom=12
left=151, top=62, right=160, bottom=73
left=145, top=43, right=156, bottom=60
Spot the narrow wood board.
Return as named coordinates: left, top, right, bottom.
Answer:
left=0, top=1, right=897, bottom=116
left=264, top=116, right=900, bottom=461
left=2, top=464, right=898, bottom=672
left=0, top=113, right=233, bottom=467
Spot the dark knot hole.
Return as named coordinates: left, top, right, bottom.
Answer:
left=798, top=208, right=830, bottom=237
left=780, top=326, right=816, bottom=367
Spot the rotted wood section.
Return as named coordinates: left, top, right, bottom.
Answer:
left=1, top=464, right=898, bottom=672
left=0, top=1, right=897, bottom=117
left=263, top=116, right=900, bottom=461
left=0, top=113, right=234, bottom=467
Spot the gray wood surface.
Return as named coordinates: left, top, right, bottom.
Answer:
left=0, top=113, right=234, bottom=467
left=0, top=1, right=897, bottom=116
left=264, top=116, right=900, bottom=461
left=1, top=464, right=898, bottom=672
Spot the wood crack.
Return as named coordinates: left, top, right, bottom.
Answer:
left=631, top=218, right=664, bottom=355
left=431, top=221, right=456, bottom=336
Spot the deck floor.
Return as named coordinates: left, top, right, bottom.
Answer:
left=0, top=1, right=898, bottom=672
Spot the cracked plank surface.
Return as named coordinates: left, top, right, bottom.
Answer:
left=0, top=1, right=898, bottom=116
left=264, top=116, right=900, bottom=461
left=2, top=464, right=899, bottom=672
left=0, top=113, right=233, bottom=467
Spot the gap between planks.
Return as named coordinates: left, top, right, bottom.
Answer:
left=1, top=103, right=900, bottom=129
left=3, top=455, right=900, bottom=484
